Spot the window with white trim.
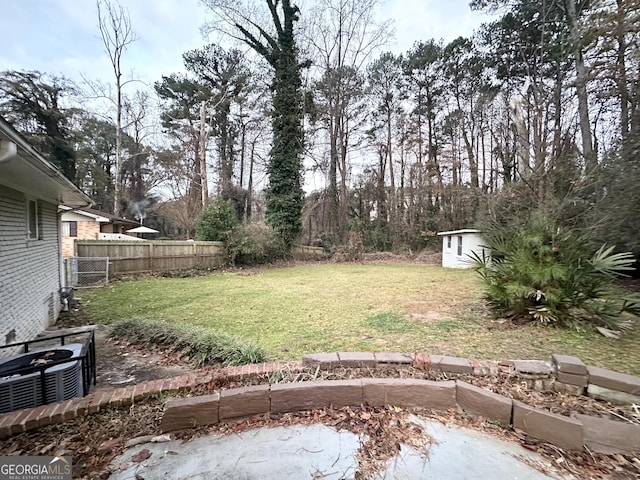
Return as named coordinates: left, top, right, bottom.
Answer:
left=457, top=235, right=463, bottom=256
left=27, top=199, right=39, bottom=239
left=62, top=221, right=78, bottom=237
left=447, top=235, right=452, bottom=249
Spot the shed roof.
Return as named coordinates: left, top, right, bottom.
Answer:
left=437, top=229, right=482, bottom=236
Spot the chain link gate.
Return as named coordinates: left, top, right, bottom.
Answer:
left=64, top=257, right=109, bottom=288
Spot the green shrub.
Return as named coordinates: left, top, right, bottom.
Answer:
left=196, top=198, right=239, bottom=242
left=110, top=318, right=266, bottom=366
left=472, top=211, right=640, bottom=329
left=226, top=222, right=287, bottom=265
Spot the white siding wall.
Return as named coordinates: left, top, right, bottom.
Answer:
left=0, top=185, right=61, bottom=355
left=442, top=234, right=455, bottom=268
left=441, top=232, right=485, bottom=268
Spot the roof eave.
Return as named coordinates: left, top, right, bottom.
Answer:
left=0, top=118, right=92, bottom=208
left=437, top=229, right=482, bottom=236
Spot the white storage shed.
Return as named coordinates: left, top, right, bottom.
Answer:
left=437, top=229, right=484, bottom=268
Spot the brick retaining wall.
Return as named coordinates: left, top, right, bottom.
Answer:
left=0, top=361, right=296, bottom=438
left=1, top=353, right=639, bottom=455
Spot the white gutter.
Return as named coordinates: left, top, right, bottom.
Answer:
left=0, top=117, right=92, bottom=207
left=0, top=140, right=17, bottom=163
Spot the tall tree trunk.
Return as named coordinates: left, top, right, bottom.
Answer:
left=416, top=90, right=424, bottom=220
left=552, top=61, right=563, bottom=158
left=461, top=130, right=478, bottom=187
left=615, top=0, right=630, bottom=138
left=426, top=89, right=444, bottom=190
left=246, top=138, right=256, bottom=221
left=377, top=145, right=387, bottom=227
left=456, top=91, right=479, bottom=189
left=329, top=113, right=340, bottom=239
left=481, top=124, right=487, bottom=191
left=386, top=106, right=396, bottom=242
left=510, top=86, right=531, bottom=179
left=338, top=116, right=349, bottom=240
left=239, top=116, right=246, bottom=187
left=97, top=0, right=136, bottom=216
left=451, top=128, right=459, bottom=187
left=114, top=75, right=122, bottom=215
left=398, top=135, right=406, bottom=235
left=565, top=0, right=595, bottom=172
left=199, top=101, right=209, bottom=207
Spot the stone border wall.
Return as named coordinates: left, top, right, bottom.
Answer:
left=1, top=352, right=639, bottom=455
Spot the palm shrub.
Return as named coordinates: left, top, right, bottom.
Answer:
left=472, top=211, right=640, bottom=329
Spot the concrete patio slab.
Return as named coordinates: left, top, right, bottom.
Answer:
left=377, top=418, right=572, bottom=480
left=108, top=419, right=572, bottom=480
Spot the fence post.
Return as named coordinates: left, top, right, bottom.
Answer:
left=148, top=242, right=154, bottom=274
left=73, top=257, right=78, bottom=286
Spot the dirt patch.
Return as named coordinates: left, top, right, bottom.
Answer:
left=362, top=251, right=441, bottom=264
left=52, top=310, right=194, bottom=388
left=618, top=277, right=640, bottom=289
left=93, top=326, right=193, bottom=386
left=410, top=311, right=450, bottom=322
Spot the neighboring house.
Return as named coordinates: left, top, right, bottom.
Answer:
left=0, top=117, right=91, bottom=351
left=437, top=229, right=485, bottom=268
left=60, top=207, right=141, bottom=258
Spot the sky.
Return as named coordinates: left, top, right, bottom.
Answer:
left=0, top=0, right=496, bottom=87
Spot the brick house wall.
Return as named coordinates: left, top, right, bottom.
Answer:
left=0, top=184, right=62, bottom=355
left=61, top=213, right=100, bottom=258
left=62, top=236, right=74, bottom=259
left=78, top=221, right=100, bottom=240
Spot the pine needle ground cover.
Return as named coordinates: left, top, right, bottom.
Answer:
left=80, top=264, right=640, bottom=374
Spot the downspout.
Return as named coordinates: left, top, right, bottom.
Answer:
left=0, top=140, right=17, bottom=162
left=58, top=210, right=66, bottom=313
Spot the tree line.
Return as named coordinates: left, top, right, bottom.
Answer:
left=1, top=0, right=638, bottom=258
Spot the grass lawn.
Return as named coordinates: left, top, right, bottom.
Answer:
left=80, top=264, right=640, bottom=375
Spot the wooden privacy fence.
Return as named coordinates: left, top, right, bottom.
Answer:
left=75, top=240, right=225, bottom=275
left=292, top=245, right=327, bottom=257
left=74, top=240, right=326, bottom=275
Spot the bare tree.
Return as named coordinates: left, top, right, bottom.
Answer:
left=121, top=89, right=158, bottom=220
left=305, top=0, right=392, bottom=242
left=97, top=0, right=137, bottom=215
left=564, top=0, right=595, bottom=173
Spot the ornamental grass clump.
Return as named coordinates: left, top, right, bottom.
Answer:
left=472, top=212, right=640, bottom=329
left=111, top=318, right=266, bottom=366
